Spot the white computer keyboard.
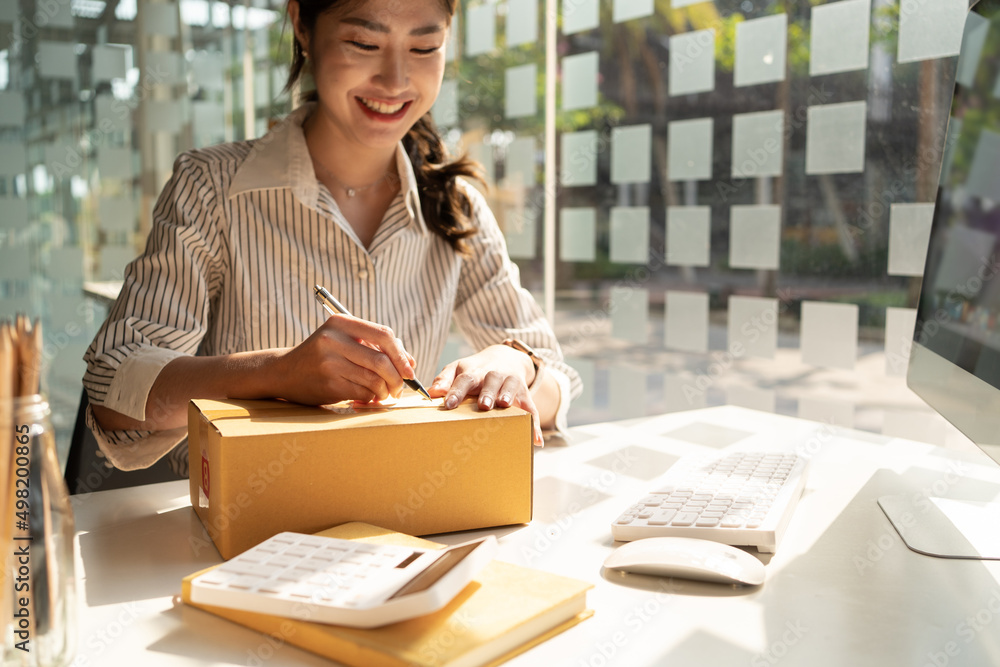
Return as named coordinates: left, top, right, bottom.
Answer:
left=611, top=451, right=808, bottom=553
left=189, top=532, right=496, bottom=628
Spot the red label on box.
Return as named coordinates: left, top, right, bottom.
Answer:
left=201, top=455, right=210, bottom=497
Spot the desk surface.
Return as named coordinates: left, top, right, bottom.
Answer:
left=71, top=406, right=1000, bottom=666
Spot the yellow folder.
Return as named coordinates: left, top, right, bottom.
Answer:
left=180, top=522, right=593, bottom=667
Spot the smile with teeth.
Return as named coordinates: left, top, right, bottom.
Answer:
left=358, top=97, right=408, bottom=114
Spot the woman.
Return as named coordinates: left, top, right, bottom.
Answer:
left=83, top=0, right=580, bottom=472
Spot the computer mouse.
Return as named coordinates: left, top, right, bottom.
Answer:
left=603, top=537, right=765, bottom=586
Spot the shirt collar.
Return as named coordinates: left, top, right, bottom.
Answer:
left=227, top=102, right=427, bottom=235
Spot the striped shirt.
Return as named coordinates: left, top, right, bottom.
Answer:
left=83, top=103, right=581, bottom=471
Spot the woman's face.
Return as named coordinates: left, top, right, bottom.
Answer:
left=296, top=0, right=450, bottom=151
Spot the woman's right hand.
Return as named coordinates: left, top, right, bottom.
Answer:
left=272, top=314, right=417, bottom=406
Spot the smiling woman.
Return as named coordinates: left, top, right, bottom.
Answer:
left=81, top=0, right=582, bottom=473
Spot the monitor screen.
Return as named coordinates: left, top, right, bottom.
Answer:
left=909, top=0, right=1000, bottom=463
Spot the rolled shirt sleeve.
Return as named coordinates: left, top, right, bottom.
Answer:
left=83, top=151, right=226, bottom=467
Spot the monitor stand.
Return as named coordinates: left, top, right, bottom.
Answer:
left=879, top=494, right=1000, bottom=560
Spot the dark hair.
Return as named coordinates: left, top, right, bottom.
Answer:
left=284, top=0, right=481, bottom=254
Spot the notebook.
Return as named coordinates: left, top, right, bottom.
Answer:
left=180, top=522, right=593, bottom=667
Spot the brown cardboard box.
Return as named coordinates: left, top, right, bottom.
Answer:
left=187, top=398, right=533, bottom=559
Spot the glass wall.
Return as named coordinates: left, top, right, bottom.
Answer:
left=0, top=0, right=976, bottom=463
left=450, top=0, right=970, bottom=446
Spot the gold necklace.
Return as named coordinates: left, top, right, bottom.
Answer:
left=312, top=157, right=397, bottom=198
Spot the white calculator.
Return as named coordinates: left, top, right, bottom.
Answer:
left=189, top=532, right=497, bottom=628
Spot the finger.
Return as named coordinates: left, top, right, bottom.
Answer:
left=512, top=393, right=544, bottom=447
left=334, top=315, right=416, bottom=381
left=494, top=376, right=523, bottom=408
left=429, top=362, right=458, bottom=397
left=337, top=344, right=398, bottom=400
left=444, top=372, right=480, bottom=409
left=477, top=370, right=506, bottom=411
left=397, top=339, right=416, bottom=370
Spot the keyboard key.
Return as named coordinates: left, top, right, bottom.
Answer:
left=671, top=512, right=700, bottom=526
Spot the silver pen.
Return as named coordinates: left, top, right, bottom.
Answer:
left=313, top=284, right=432, bottom=400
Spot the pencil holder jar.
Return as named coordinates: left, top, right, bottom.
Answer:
left=3, top=396, right=77, bottom=667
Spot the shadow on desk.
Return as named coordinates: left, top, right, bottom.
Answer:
left=148, top=603, right=334, bottom=666
left=78, top=507, right=219, bottom=607
left=751, top=468, right=1000, bottom=667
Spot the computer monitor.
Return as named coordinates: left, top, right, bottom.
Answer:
left=895, top=0, right=1000, bottom=559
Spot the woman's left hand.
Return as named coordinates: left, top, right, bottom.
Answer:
left=429, top=344, right=543, bottom=446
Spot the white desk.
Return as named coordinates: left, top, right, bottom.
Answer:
left=70, top=406, right=1000, bottom=666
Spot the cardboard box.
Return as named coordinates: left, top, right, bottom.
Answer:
left=187, top=398, right=533, bottom=559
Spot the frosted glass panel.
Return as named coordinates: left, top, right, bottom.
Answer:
left=727, top=386, right=776, bottom=413
left=0, top=247, right=29, bottom=278
left=143, top=2, right=179, bottom=38
left=665, top=290, right=708, bottom=352
left=433, top=79, right=459, bottom=128
left=38, top=41, right=76, bottom=79
left=731, top=110, right=784, bottom=178
left=95, top=95, right=130, bottom=132
left=666, top=206, right=710, bottom=267
left=887, top=203, right=934, bottom=277
left=810, top=0, right=870, bottom=76
left=47, top=247, right=84, bottom=281
left=559, top=208, right=597, bottom=262
left=798, top=397, right=855, bottom=429
left=145, top=100, right=183, bottom=134
left=563, top=0, right=599, bottom=34
left=611, top=365, right=648, bottom=418
left=613, top=0, right=654, bottom=23
left=885, top=307, right=917, bottom=378
left=610, top=207, right=650, bottom=264
left=668, top=117, right=713, bottom=181
left=611, top=124, right=652, bottom=184
left=966, top=129, right=1000, bottom=201
left=99, top=246, right=136, bottom=281
left=192, top=101, right=225, bottom=147
left=93, top=44, right=129, bottom=82
left=0, top=144, right=27, bottom=177
left=0, top=92, right=24, bottom=126
left=801, top=301, right=858, bottom=370
left=147, top=51, right=185, bottom=86
left=504, top=205, right=537, bottom=259
left=562, top=51, right=598, bottom=111
left=734, top=14, right=787, bottom=87
left=669, top=30, right=716, bottom=97
left=98, top=197, right=136, bottom=233
left=610, top=286, right=649, bottom=344
left=507, top=0, right=538, bottom=47
left=728, top=296, right=778, bottom=359
left=0, top=197, right=28, bottom=230
left=505, top=64, right=537, bottom=118
left=729, top=205, right=781, bottom=270
left=192, top=51, right=225, bottom=91
left=466, top=4, right=496, bottom=57
left=898, top=0, right=965, bottom=63
left=956, top=12, right=990, bottom=88
left=805, top=101, right=867, bottom=175
left=505, top=136, right=536, bottom=189
left=560, top=130, right=598, bottom=186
